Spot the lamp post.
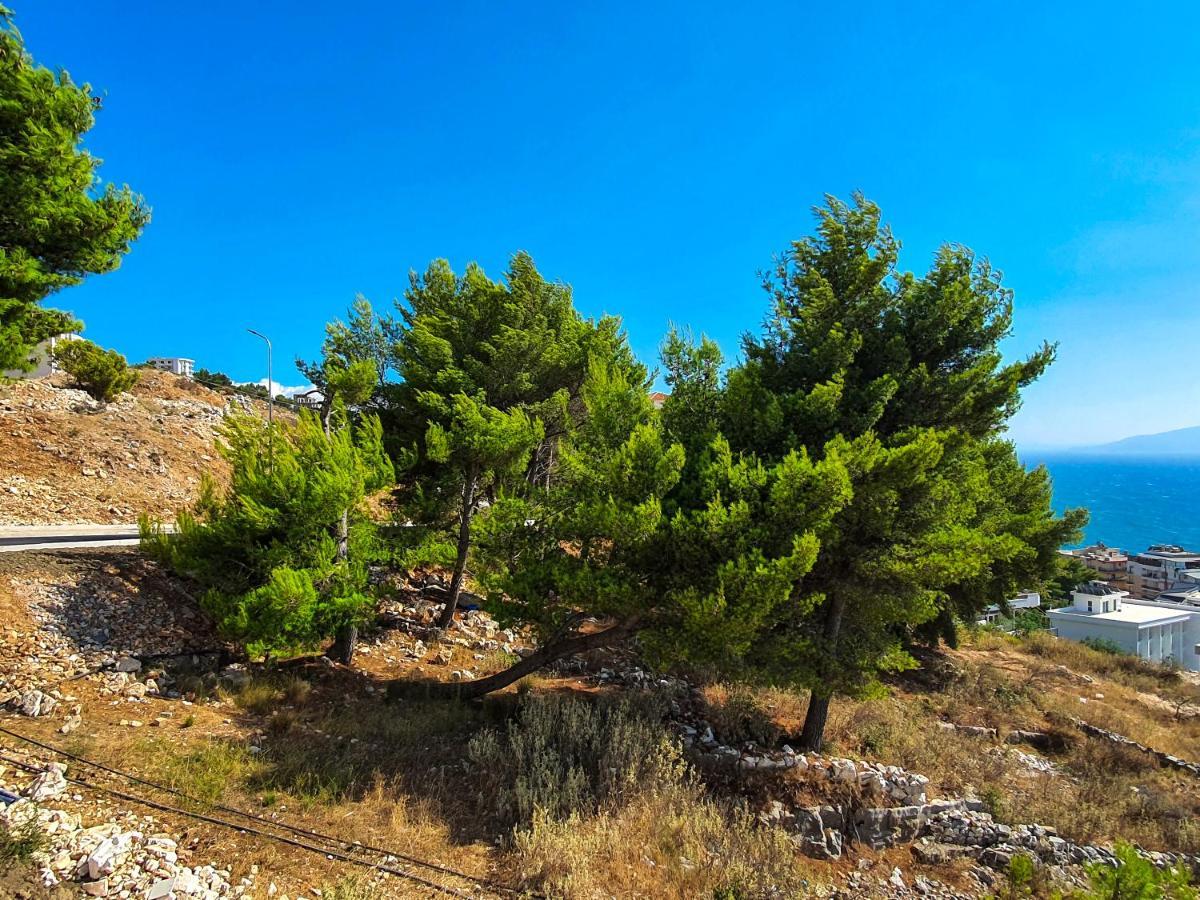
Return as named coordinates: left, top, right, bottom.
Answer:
left=247, top=329, right=273, bottom=471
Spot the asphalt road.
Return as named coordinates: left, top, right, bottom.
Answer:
left=0, top=525, right=145, bottom=552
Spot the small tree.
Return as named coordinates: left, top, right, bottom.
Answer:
left=141, top=411, right=393, bottom=660
left=390, top=252, right=641, bottom=630
left=719, top=195, right=1084, bottom=750
left=0, top=6, right=148, bottom=372
left=194, top=368, right=234, bottom=387
left=53, top=338, right=138, bottom=401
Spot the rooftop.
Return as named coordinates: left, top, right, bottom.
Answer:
left=1048, top=603, right=1192, bottom=626
left=1137, top=545, right=1200, bottom=560
left=1075, top=580, right=1123, bottom=597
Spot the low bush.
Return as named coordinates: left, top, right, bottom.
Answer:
left=467, top=693, right=685, bottom=831
left=53, top=338, right=138, bottom=401
left=512, top=783, right=811, bottom=899
left=1084, top=840, right=1197, bottom=899
left=1080, top=637, right=1125, bottom=657
left=698, top=683, right=785, bottom=747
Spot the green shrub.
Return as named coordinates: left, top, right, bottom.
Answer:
left=53, top=338, right=138, bottom=401
left=0, top=818, right=47, bottom=865
left=1083, top=841, right=1196, bottom=899
left=467, top=693, right=686, bottom=830
left=1080, top=637, right=1125, bottom=656
left=141, top=411, right=393, bottom=659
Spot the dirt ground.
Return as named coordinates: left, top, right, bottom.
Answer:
left=2, top=549, right=1198, bottom=898
left=0, top=371, right=278, bottom=526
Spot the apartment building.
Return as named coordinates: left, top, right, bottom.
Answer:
left=1063, top=543, right=1132, bottom=592
left=147, top=357, right=195, bottom=379
left=1127, top=545, right=1200, bottom=600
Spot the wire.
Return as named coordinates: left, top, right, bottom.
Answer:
left=0, top=723, right=537, bottom=898
left=0, top=747, right=471, bottom=898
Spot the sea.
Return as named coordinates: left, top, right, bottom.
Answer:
left=1019, top=453, right=1200, bottom=553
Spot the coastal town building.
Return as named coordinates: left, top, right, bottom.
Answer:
left=1, top=333, right=82, bottom=380
left=294, top=389, right=325, bottom=412
left=146, top=357, right=195, bottom=379
left=1047, top=582, right=1198, bottom=670
left=977, top=591, right=1041, bottom=627
left=1063, top=543, right=1132, bottom=592
left=1127, top=545, right=1200, bottom=600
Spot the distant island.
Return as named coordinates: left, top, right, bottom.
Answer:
left=1071, top=424, right=1200, bottom=457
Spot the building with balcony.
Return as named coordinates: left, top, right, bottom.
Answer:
left=1063, top=543, right=1132, bottom=591
left=1047, top=582, right=1198, bottom=670
left=1127, top=545, right=1200, bottom=600
left=147, top=357, right=195, bottom=379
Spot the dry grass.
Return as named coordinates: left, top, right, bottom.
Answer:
left=511, top=783, right=811, bottom=900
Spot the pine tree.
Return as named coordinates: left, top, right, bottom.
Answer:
left=141, top=411, right=393, bottom=660
left=0, top=6, right=148, bottom=371
left=53, top=338, right=138, bottom=401
left=389, top=252, right=641, bottom=629
left=720, top=194, right=1084, bottom=750
left=433, top=357, right=851, bottom=699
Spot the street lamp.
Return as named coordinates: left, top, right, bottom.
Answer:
left=247, top=329, right=273, bottom=471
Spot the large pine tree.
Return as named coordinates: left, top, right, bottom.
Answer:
left=718, top=194, right=1084, bottom=750
left=0, top=6, right=148, bottom=371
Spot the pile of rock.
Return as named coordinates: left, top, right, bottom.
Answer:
left=1, top=760, right=255, bottom=898
left=922, top=805, right=1200, bottom=873
left=1074, top=719, right=1200, bottom=778
left=0, top=573, right=218, bottom=711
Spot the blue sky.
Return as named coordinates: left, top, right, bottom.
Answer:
left=21, top=1, right=1200, bottom=447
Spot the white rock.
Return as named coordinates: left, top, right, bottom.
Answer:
left=22, top=762, right=68, bottom=801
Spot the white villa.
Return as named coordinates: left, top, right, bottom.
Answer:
left=147, top=357, right=195, bottom=378
left=2, top=333, right=82, bottom=379
left=1047, top=581, right=1199, bottom=671
left=978, top=591, right=1041, bottom=627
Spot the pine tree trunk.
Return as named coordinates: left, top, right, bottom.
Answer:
left=437, top=470, right=478, bottom=630
left=337, top=508, right=349, bottom=561
left=799, top=592, right=847, bottom=752
left=416, top=617, right=640, bottom=700
left=329, top=623, right=358, bottom=664
left=799, top=691, right=831, bottom=752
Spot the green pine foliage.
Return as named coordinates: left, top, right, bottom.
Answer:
left=391, top=251, right=644, bottom=627
left=53, top=338, right=138, bottom=401
left=0, top=5, right=148, bottom=371
left=669, top=194, right=1085, bottom=748
left=1083, top=842, right=1197, bottom=899
left=141, top=411, right=394, bottom=658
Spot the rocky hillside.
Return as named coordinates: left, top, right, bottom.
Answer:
left=0, top=371, right=272, bottom=526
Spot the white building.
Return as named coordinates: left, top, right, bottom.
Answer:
left=1127, top=545, right=1200, bottom=600
left=294, top=388, right=325, bottom=411
left=2, top=333, right=82, bottom=379
left=1047, top=581, right=1198, bottom=670
left=146, top=357, right=195, bottom=379
left=978, top=591, right=1041, bottom=627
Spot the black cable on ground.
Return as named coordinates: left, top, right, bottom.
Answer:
left=0, top=747, right=482, bottom=899
left=0, top=723, right=537, bottom=898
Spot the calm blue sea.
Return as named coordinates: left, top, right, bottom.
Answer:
left=1020, top=453, right=1200, bottom=553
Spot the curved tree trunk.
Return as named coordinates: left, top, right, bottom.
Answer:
left=799, top=592, right=847, bottom=752
left=416, top=617, right=640, bottom=700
